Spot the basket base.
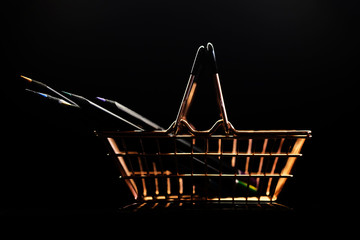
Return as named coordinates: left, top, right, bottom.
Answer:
left=118, top=200, right=292, bottom=215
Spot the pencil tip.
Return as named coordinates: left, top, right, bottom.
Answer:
left=61, top=91, right=85, bottom=101
left=21, top=75, right=32, bottom=82
left=59, top=99, right=79, bottom=107
left=96, top=97, right=106, bottom=102
left=25, top=88, right=47, bottom=98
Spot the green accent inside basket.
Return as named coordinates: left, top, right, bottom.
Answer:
left=236, top=179, right=257, bottom=192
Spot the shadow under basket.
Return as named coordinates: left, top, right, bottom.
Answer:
left=95, top=43, right=311, bottom=210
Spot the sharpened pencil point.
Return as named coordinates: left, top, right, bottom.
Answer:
left=58, top=99, right=76, bottom=107
left=25, top=89, right=79, bottom=108
left=96, top=97, right=106, bottom=102
left=25, top=88, right=47, bottom=98
left=21, top=75, right=32, bottom=82
left=61, top=91, right=85, bottom=101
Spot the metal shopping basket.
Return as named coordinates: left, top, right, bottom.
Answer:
left=95, top=43, right=311, bottom=208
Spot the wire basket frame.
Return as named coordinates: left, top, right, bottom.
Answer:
left=96, top=44, right=311, bottom=204
left=97, top=128, right=310, bottom=203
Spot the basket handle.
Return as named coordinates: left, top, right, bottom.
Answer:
left=172, top=43, right=231, bottom=134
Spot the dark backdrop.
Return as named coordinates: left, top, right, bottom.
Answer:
left=4, top=0, right=359, bottom=223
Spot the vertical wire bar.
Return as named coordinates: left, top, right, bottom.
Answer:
left=191, top=138, right=195, bottom=177
left=191, top=137, right=195, bottom=201
left=136, top=137, right=147, bottom=197
left=231, top=139, right=237, bottom=167
left=236, top=137, right=242, bottom=200
left=205, top=137, right=210, bottom=200
left=245, top=139, right=253, bottom=174
left=173, top=138, right=179, bottom=199
left=138, top=137, right=151, bottom=197
left=169, top=138, right=176, bottom=199
left=155, top=138, right=166, bottom=198
left=107, top=137, right=138, bottom=199
left=179, top=177, right=184, bottom=196
left=218, top=138, right=222, bottom=202
left=217, top=138, right=222, bottom=175
left=155, top=138, right=164, bottom=176
left=120, top=137, right=140, bottom=199
left=259, top=143, right=267, bottom=204
left=264, top=138, right=275, bottom=188
left=231, top=138, right=238, bottom=203
left=257, top=139, right=268, bottom=189
left=120, top=138, right=136, bottom=177
left=137, top=156, right=147, bottom=197
left=173, top=138, right=179, bottom=175
left=174, top=139, right=183, bottom=198
left=203, top=137, right=208, bottom=175
left=138, top=137, right=150, bottom=176
left=245, top=139, right=254, bottom=203
left=152, top=162, right=159, bottom=196
left=273, top=138, right=306, bottom=199
left=166, top=174, right=171, bottom=196
left=266, top=138, right=285, bottom=197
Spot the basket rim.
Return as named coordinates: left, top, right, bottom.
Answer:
left=95, top=120, right=312, bottom=138
left=95, top=129, right=311, bottom=138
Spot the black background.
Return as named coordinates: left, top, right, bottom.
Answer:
left=3, top=0, right=359, bottom=228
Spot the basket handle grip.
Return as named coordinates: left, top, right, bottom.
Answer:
left=172, top=43, right=231, bottom=134
left=207, top=42, right=231, bottom=133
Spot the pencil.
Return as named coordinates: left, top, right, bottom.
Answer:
left=25, top=88, right=79, bottom=108
left=21, top=75, right=80, bottom=108
left=62, top=91, right=144, bottom=131
left=96, top=97, right=162, bottom=130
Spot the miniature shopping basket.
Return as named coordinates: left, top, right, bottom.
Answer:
left=95, top=43, right=311, bottom=205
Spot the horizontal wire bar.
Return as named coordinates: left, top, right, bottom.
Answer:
left=114, top=152, right=302, bottom=157
left=97, top=130, right=311, bottom=139
left=141, top=196, right=275, bottom=202
left=98, top=134, right=310, bottom=140
left=119, top=173, right=293, bottom=179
